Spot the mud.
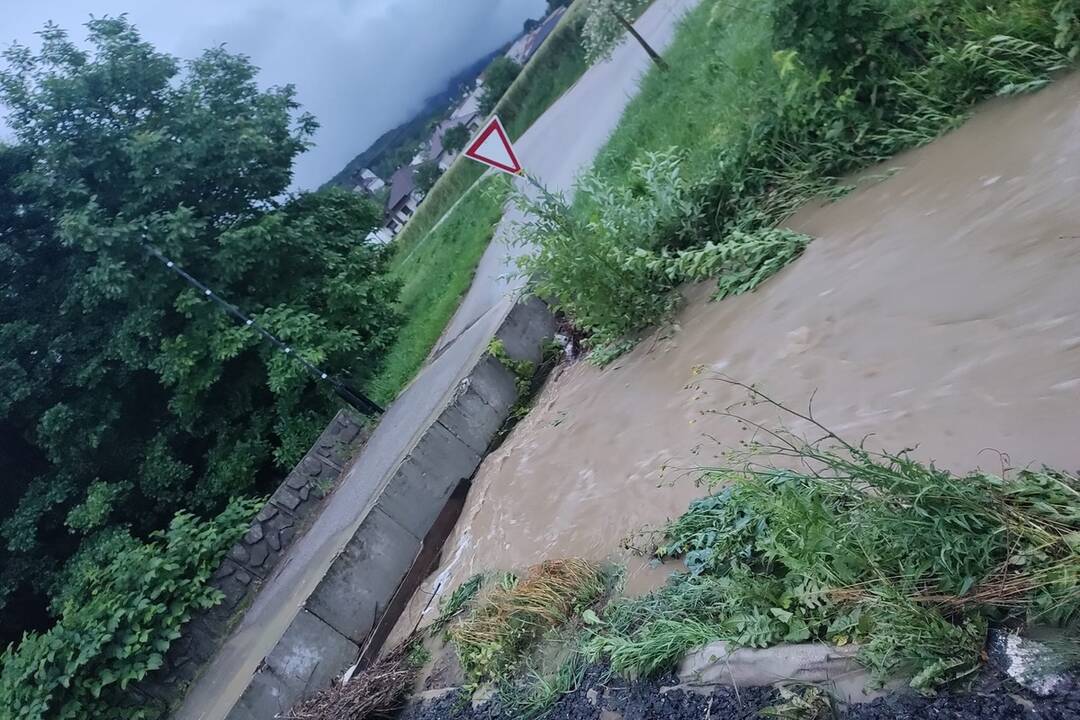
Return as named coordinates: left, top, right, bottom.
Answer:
left=386, top=71, right=1080, bottom=638
left=397, top=666, right=1080, bottom=720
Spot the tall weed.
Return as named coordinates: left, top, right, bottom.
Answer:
left=513, top=150, right=808, bottom=351
left=511, top=150, right=700, bottom=348
left=447, top=559, right=603, bottom=683
left=585, top=389, right=1080, bottom=690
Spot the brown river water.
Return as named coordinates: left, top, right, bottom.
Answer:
left=392, top=72, right=1080, bottom=637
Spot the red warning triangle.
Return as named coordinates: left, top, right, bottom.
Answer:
left=463, top=116, right=523, bottom=176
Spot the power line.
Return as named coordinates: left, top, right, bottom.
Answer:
left=141, top=235, right=384, bottom=417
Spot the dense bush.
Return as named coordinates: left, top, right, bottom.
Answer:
left=715, top=0, right=1080, bottom=230
left=0, top=498, right=258, bottom=719
left=512, top=149, right=808, bottom=355
left=479, top=57, right=523, bottom=115
left=511, top=150, right=699, bottom=347
left=717, top=0, right=1080, bottom=230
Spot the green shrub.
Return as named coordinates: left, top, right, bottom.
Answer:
left=586, top=421, right=1079, bottom=690
left=488, top=339, right=536, bottom=395
left=1, top=498, right=257, bottom=720
left=513, top=149, right=809, bottom=350
left=622, top=228, right=809, bottom=300
left=512, top=149, right=701, bottom=347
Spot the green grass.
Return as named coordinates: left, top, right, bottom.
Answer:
left=365, top=176, right=510, bottom=403
left=588, top=0, right=1076, bottom=215
left=388, top=162, right=487, bottom=268
left=583, top=1, right=780, bottom=204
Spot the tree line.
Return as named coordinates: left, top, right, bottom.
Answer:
left=0, top=18, right=402, bottom=648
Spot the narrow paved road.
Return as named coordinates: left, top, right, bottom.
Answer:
left=436, top=0, right=697, bottom=351
left=176, top=2, right=697, bottom=717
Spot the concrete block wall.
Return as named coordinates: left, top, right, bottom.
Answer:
left=135, top=410, right=369, bottom=711
left=305, top=507, right=422, bottom=645
left=222, top=297, right=556, bottom=719
left=224, top=611, right=360, bottom=720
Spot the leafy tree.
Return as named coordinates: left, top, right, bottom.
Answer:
left=0, top=18, right=401, bottom=645
left=524, top=18, right=541, bottom=33
left=415, top=159, right=443, bottom=193
left=581, top=0, right=668, bottom=70
left=442, top=123, right=471, bottom=154
left=479, top=56, right=522, bottom=115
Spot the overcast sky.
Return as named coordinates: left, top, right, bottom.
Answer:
left=2, top=0, right=546, bottom=189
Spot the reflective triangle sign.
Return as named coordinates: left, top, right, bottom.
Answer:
left=463, top=116, right=523, bottom=175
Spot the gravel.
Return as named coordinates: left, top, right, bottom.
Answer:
left=396, top=666, right=1080, bottom=720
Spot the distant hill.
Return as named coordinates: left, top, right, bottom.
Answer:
left=324, top=48, right=503, bottom=190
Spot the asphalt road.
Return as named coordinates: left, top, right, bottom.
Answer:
left=175, top=2, right=698, bottom=717
left=435, top=0, right=697, bottom=351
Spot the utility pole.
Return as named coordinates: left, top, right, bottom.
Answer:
left=612, top=10, right=669, bottom=71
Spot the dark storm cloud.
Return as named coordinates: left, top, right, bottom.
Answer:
left=2, top=0, right=546, bottom=188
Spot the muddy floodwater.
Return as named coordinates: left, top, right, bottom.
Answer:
left=394, top=72, right=1080, bottom=634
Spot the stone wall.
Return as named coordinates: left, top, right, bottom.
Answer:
left=134, top=410, right=370, bottom=713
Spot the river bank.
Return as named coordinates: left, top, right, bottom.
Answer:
left=389, top=68, right=1080, bottom=643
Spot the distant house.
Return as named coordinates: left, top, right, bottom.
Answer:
left=426, top=112, right=482, bottom=171
left=384, top=166, right=423, bottom=235
left=506, top=7, right=566, bottom=65
left=451, top=81, right=485, bottom=126
left=523, top=7, right=565, bottom=59
left=505, top=34, right=533, bottom=65
left=352, top=168, right=385, bottom=195
left=425, top=82, right=487, bottom=173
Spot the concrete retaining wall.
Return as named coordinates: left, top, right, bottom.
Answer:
left=221, top=297, right=555, bottom=719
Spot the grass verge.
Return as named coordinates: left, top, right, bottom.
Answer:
left=583, top=382, right=1080, bottom=691
left=584, top=0, right=780, bottom=196
left=365, top=176, right=510, bottom=403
